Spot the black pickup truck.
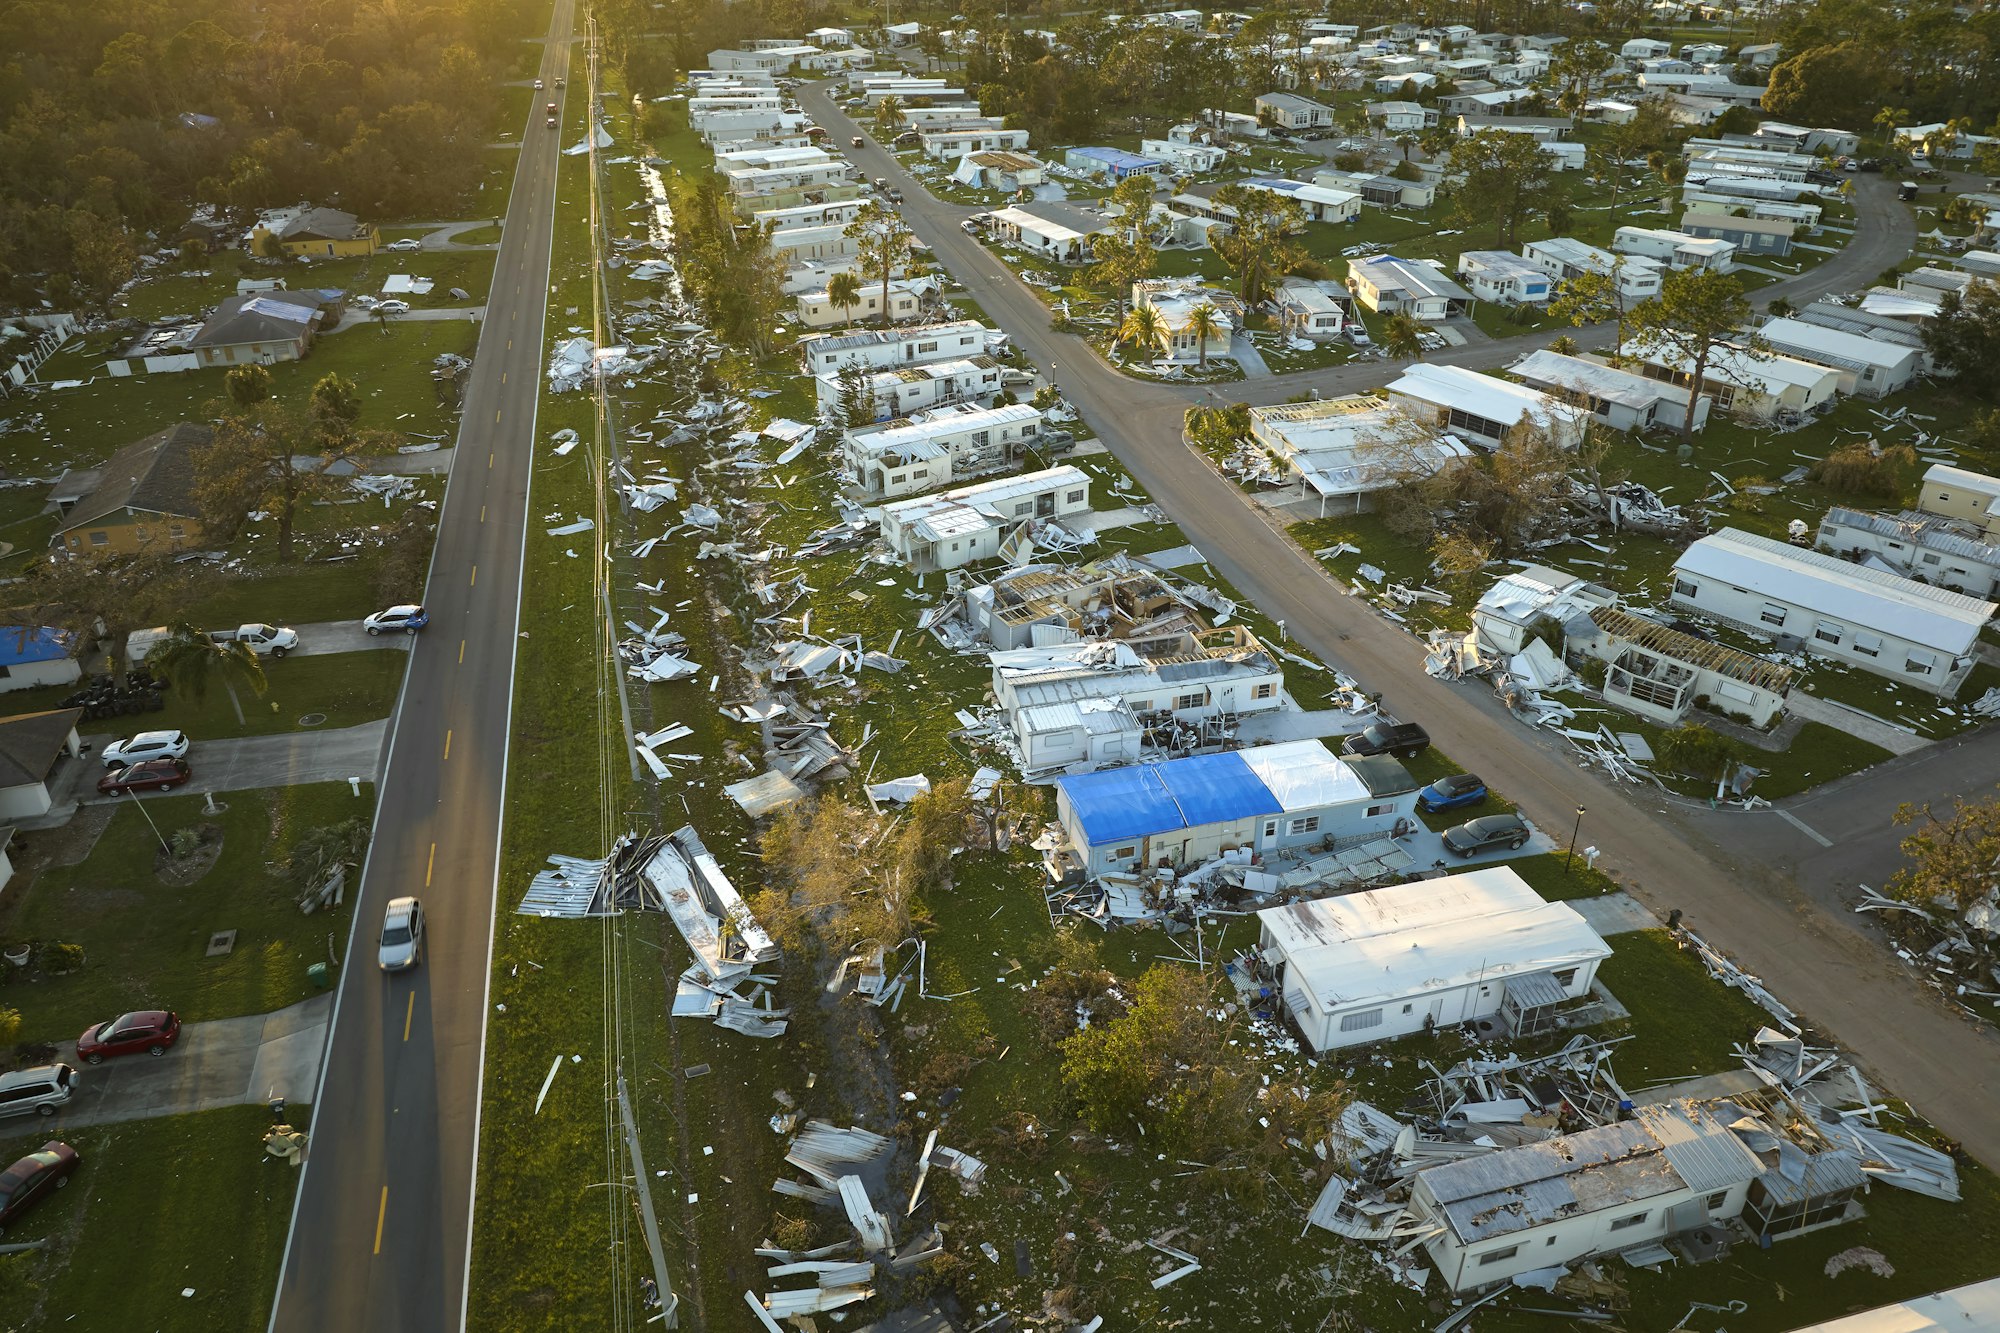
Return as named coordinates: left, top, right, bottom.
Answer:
left=1340, top=721, right=1431, bottom=759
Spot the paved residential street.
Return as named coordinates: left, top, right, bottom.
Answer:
left=49, top=994, right=330, bottom=1131
left=803, top=85, right=2000, bottom=1166
left=267, top=3, right=576, bottom=1328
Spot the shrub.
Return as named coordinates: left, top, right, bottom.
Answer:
left=34, top=943, right=84, bottom=975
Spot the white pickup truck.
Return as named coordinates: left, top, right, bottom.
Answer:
left=128, top=623, right=300, bottom=661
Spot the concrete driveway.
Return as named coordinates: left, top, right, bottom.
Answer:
left=291, top=619, right=419, bottom=659
left=62, top=720, right=389, bottom=807
left=45, top=993, right=330, bottom=1130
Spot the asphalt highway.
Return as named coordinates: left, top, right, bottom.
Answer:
left=265, top=5, right=574, bottom=1329
left=806, top=84, right=2000, bottom=1164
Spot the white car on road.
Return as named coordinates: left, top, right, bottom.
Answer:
left=385, top=238, right=422, bottom=252
left=378, top=897, right=426, bottom=972
left=101, top=730, right=191, bottom=770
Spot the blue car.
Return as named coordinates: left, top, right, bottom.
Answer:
left=363, top=604, right=429, bottom=635
left=1418, top=773, right=1488, bottom=813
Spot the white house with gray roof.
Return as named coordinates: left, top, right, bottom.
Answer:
left=1670, top=528, right=1996, bottom=695
left=1816, top=507, right=2000, bottom=599
left=879, top=466, right=1092, bottom=571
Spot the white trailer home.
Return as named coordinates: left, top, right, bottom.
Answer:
left=879, top=466, right=1092, bottom=572
left=1257, top=866, right=1611, bottom=1054
left=1670, top=528, right=1996, bottom=696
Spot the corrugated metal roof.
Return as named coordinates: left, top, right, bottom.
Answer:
left=1632, top=1102, right=1768, bottom=1194
left=1674, top=528, right=1996, bottom=654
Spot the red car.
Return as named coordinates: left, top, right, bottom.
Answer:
left=96, top=757, right=190, bottom=795
left=0, top=1142, right=77, bottom=1233
left=76, top=1010, right=181, bottom=1064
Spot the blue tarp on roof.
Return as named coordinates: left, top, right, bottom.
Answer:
left=1058, top=750, right=1283, bottom=847
left=0, top=628, right=69, bottom=667
left=1069, top=146, right=1166, bottom=172
left=1158, top=750, right=1282, bottom=828
left=1058, top=764, right=1185, bottom=846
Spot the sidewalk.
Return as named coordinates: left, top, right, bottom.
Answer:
left=1785, top=690, right=1930, bottom=755
left=48, top=993, right=330, bottom=1130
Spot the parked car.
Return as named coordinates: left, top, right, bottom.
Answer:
left=1417, top=773, right=1488, bottom=813
left=1340, top=721, right=1430, bottom=759
left=379, top=896, right=426, bottom=972
left=0, top=1066, right=78, bottom=1120
left=97, top=758, right=191, bottom=796
left=386, top=237, right=422, bottom=252
left=364, top=604, right=430, bottom=635
left=375, top=299, right=411, bottom=315
left=1441, top=812, right=1532, bottom=857
left=100, top=730, right=190, bottom=770
left=851, top=135, right=865, bottom=148
left=1347, top=324, right=1372, bottom=347
left=0, top=1142, right=79, bottom=1232
left=76, top=1011, right=181, bottom=1064
left=209, top=623, right=298, bottom=656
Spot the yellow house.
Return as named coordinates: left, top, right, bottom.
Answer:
left=51, top=423, right=210, bottom=557
left=251, top=207, right=380, bottom=258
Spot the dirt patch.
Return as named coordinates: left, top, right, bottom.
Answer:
left=12, top=806, right=115, bottom=874
left=155, top=824, right=225, bottom=887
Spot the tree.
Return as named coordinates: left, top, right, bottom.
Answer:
left=1380, top=311, right=1425, bottom=359
left=1185, top=302, right=1224, bottom=367
left=1544, top=38, right=1614, bottom=120
left=671, top=174, right=789, bottom=358
left=66, top=208, right=137, bottom=310
left=226, top=364, right=273, bottom=410
left=826, top=270, right=864, bottom=325
left=1548, top=265, right=1635, bottom=349
left=1923, top=282, right=2000, bottom=398
left=1447, top=129, right=1556, bottom=247
left=1107, top=173, right=1159, bottom=243
left=1209, top=184, right=1306, bottom=305
left=1117, top=303, right=1165, bottom=358
left=845, top=203, right=915, bottom=329
left=13, top=553, right=198, bottom=681
left=177, top=238, right=209, bottom=284
left=149, top=624, right=267, bottom=726
left=833, top=361, right=877, bottom=427
left=872, top=94, right=906, bottom=138
left=1887, top=790, right=2000, bottom=912
left=1625, top=269, right=1759, bottom=444
left=1085, top=232, right=1156, bottom=317
left=1656, top=722, right=1744, bottom=785
left=196, top=385, right=397, bottom=561
left=1808, top=440, right=1917, bottom=499
left=1763, top=44, right=1887, bottom=129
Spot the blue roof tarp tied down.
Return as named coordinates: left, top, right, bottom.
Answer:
left=1058, top=750, right=1284, bottom=847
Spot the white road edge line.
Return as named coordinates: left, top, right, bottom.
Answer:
left=458, top=19, right=571, bottom=1333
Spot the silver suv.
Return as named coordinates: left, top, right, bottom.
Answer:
left=0, top=1065, right=78, bottom=1118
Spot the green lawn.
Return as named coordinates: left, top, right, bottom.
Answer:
left=181, top=557, right=407, bottom=626
left=0, top=1104, right=306, bottom=1333
left=0, top=782, right=370, bottom=1038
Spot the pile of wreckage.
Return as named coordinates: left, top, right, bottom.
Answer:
left=518, top=827, right=788, bottom=1038
left=749, top=1121, right=980, bottom=1328
left=1855, top=883, right=2000, bottom=1021
left=922, top=553, right=1232, bottom=656
left=1296, top=1024, right=1960, bottom=1316
left=1044, top=835, right=1425, bottom=928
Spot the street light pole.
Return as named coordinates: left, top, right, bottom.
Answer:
left=1564, top=805, right=1586, bottom=875
left=123, top=789, right=170, bottom=858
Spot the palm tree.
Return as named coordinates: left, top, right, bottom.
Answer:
left=1118, top=304, right=1166, bottom=359
left=826, top=271, right=864, bottom=325
left=149, top=624, right=267, bottom=727
left=1381, top=312, right=1425, bottom=360
left=872, top=95, right=906, bottom=138
left=1184, top=303, right=1225, bottom=367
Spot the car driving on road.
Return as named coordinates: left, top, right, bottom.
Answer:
left=100, top=730, right=190, bottom=770
left=97, top=757, right=191, bottom=795
left=1441, top=812, right=1532, bottom=857
left=364, top=604, right=430, bottom=635
left=851, top=135, right=864, bottom=148
left=76, top=1010, right=181, bottom=1064
left=0, top=1142, right=78, bottom=1233
left=379, top=896, right=426, bottom=972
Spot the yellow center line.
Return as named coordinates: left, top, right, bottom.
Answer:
left=374, top=1187, right=389, bottom=1255
left=480, top=505, right=487, bottom=522
left=443, top=730, right=452, bottom=760
left=404, top=992, right=415, bottom=1042
left=459, top=639, right=466, bottom=664
left=426, top=842, right=435, bottom=886
left=489, top=452, right=494, bottom=468
left=507, top=339, right=513, bottom=350
left=494, top=409, right=503, bottom=424
left=470, top=565, right=477, bottom=587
